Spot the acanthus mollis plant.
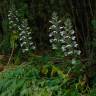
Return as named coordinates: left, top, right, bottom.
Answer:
left=49, top=12, right=64, bottom=56
left=8, top=6, right=36, bottom=63
left=62, top=18, right=81, bottom=64
left=8, top=7, right=20, bottom=33
left=19, top=19, right=36, bottom=54
left=49, top=12, right=81, bottom=64
left=61, top=18, right=81, bottom=56
left=8, top=7, right=20, bottom=64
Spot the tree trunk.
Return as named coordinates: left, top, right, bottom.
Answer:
left=0, top=15, right=3, bottom=42
left=69, top=0, right=93, bottom=56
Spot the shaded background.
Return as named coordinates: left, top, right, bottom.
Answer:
left=0, top=0, right=96, bottom=55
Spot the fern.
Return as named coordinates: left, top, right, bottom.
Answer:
left=0, top=64, right=86, bottom=96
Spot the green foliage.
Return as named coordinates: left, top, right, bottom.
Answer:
left=91, top=19, right=96, bottom=29
left=0, top=60, right=89, bottom=96
left=10, top=31, right=18, bottom=49
left=89, top=87, right=96, bottom=96
left=0, top=1, right=96, bottom=96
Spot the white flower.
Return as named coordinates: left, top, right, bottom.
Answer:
left=49, top=20, right=53, bottom=23
left=27, top=32, right=31, bottom=35
left=25, top=48, right=29, bottom=51
left=16, top=11, right=18, bottom=13
left=59, top=39, right=65, bottom=43
left=60, top=27, right=63, bottom=29
left=32, top=46, right=36, bottom=50
left=66, top=44, right=72, bottom=48
left=64, top=52, right=68, bottom=56
left=22, top=36, right=26, bottom=39
left=16, top=18, right=19, bottom=21
left=22, top=42, right=27, bottom=45
left=53, top=38, right=57, bottom=41
left=20, top=42, right=26, bottom=47
left=8, top=11, right=11, bottom=13
left=53, top=31, right=57, bottom=33
left=49, top=39, right=53, bottom=43
left=72, top=36, right=76, bottom=40
left=22, top=48, right=29, bottom=53
left=20, top=38, right=23, bottom=41
left=74, top=44, right=78, bottom=48
left=72, top=58, right=76, bottom=64
left=52, top=17, right=56, bottom=20
left=68, top=51, right=73, bottom=55
left=19, top=33, right=22, bottom=36
left=52, top=25, right=56, bottom=28
left=27, top=27, right=30, bottom=30
left=49, top=33, right=53, bottom=37
left=77, top=50, right=81, bottom=55
left=18, top=27, right=22, bottom=31
left=49, top=27, right=52, bottom=30
left=52, top=44, right=57, bottom=49
left=20, top=43, right=23, bottom=47
left=61, top=46, right=66, bottom=51
left=73, top=41, right=77, bottom=44
left=58, top=20, right=61, bottom=23
left=9, top=21, right=13, bottom=24
left=30, top=42, right=33, bottom=45
left=71, top=30, right=75, bottom=35
left=60, top=31, right=65, bottom=36
left=8, top=14, right=11, bottom=17
left=21, top=31, right=25, bottom=34
left=28, top=37, right=32, bottom=40
left=65, top=36, right=71, bottom=39
left=8, top=17, right=11, bottom=20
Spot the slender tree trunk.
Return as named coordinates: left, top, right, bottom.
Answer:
left=69, top=0, right=93, bottom=56
left=0, top=15, right=3, bottom=42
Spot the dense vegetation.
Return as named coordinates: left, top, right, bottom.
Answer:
left=0, top=0, right=96, bottom=96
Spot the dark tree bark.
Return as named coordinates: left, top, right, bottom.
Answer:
left=27, top=0, right=51, bottom=50
left=69, top=0, right=93, bottom=56
left=0, top=15, right=3, bottom=42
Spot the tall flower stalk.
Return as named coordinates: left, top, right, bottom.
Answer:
left=8, top=7, right=19, bottom=32
left=62, top=18, right=81, bottom=57
left=8, top=6, right=36, bottom=61
left=49, top=12, right=81, bottom=64
left=49, top=12, right=64, bottom=55
left=63, top=18, right=81, bottom=64
left=8, top=7, right=20, bottom=64
left=19, top=19, right=36, bottom=53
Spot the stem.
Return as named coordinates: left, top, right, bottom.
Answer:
left=7, top=48, right=14, bottom=65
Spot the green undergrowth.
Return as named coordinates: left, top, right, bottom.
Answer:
left=0, top=61, right=95, bottom=96
left=0, top=65, right=77, bottom=96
